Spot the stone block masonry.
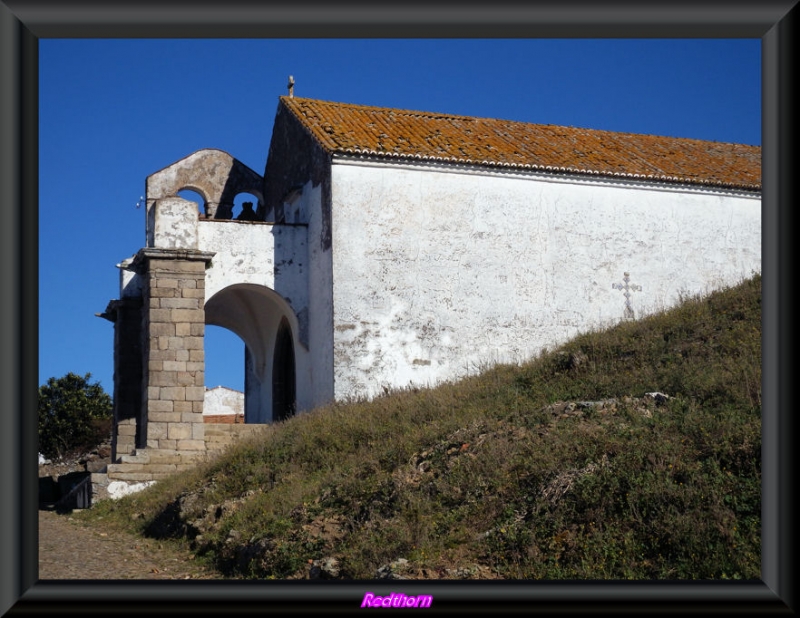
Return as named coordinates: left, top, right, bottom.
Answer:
left=97, top=297, right=144, bottom=461
left=97, top=247, right=272, bottom=497
left=204, top=423, right=270, bottom=454
left=99, top=248, right=217, bottom=494
left=135, top=248, right=214, bottom=456
left=100, top=424, right=270, bottom=495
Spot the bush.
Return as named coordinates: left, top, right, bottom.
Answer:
left=38, top=372, right=112, bottom=461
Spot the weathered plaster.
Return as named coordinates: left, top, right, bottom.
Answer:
left=304, top=181, right=335, bottom=409
left=103, top=122, right=760, bottom=495
left=111, top=150, right=762, bottom=421
left=107, top=480, right=156, bottom=500
left=263, top=101, right=332, bottom=248
left=328, top=160, right=761, bottom=400
left=198, top=220, right=308, bottom=326
left=151, top=197, right=200, bottom=249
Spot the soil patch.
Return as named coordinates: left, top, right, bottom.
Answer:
left=38, top=509, right=233, bottom=580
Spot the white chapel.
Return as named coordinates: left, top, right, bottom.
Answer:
left=100, top=96, right=761, bottom=481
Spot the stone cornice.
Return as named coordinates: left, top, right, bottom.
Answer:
left=131, top=247, right=216, bottom=273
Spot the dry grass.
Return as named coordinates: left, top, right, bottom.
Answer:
left=80, top=274, right=762, bottom=580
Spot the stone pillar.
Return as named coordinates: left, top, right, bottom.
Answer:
left=133, top=248, right=215, bottom=456
left=98, top=297, right=143, bottom=462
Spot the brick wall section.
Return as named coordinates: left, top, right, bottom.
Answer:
left=203, top=413, right=245, bottom=424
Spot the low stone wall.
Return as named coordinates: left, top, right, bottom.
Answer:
left=203, top=413, right=245, bottom=424
left=91, top=473, right=110, bottom=501
left=204, top=422, right=270, bottom=453
left=97, top=422, right=270, bottom=500
left=105, top=448, right=208, bottom=482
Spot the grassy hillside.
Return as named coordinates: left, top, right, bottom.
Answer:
left=81, top=274, right=761, bottom=580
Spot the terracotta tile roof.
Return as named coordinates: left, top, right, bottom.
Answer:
left=280, top=96, right=761, bottom=192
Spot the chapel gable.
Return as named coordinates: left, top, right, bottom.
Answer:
left=263, top=101, right=333, bottom=231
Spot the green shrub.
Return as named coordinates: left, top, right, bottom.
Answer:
left=38, top=372, right=112, bottom=461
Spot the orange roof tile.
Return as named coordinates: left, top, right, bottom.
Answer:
left=280, top=96, right=761, bottom=192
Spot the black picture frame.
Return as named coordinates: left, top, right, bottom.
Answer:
left=2, top=1, right=795, bottom=614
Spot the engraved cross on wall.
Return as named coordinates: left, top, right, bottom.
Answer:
left=612, top=272, right=642, bottom=319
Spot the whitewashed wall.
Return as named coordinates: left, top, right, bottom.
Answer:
left=197, top=219, right=318, bottom=420
left=197, top=220, right=306, bottom=308
left=203, top=386, right=245, bottom=416
left=302, top=182, right=336, bottom=410
left=329, top=160, right=761, bottom=401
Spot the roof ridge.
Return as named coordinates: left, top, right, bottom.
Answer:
left=280, top=96, right=760, bottom=148
left=281, top=95, right=479, bottom=123
left=277, top=96, right=761, bottom=191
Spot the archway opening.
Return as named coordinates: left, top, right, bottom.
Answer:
left=233, top=192, right=261, bottom=221
left=204, top=324, right=245, bottom=392
left=204, top=284, right=297, bottom=424
left=203, top=325, right=246, bottom=422
left=272, top=317, right=296, bottom=422
left=177, top=188, right=206, bottom=217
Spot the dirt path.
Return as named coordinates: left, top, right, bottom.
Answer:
left=38, top=509, right=230, bottom=580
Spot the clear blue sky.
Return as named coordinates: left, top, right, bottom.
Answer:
left=38, top=38, right=761, bottom=396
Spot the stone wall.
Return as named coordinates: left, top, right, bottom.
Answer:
left=138, top=248, right=213, bottom=453
left=204, top=423, right=270, bottom=453
left=97, top=248, right=218, bottom=496
left=109, top=298, right=143, bottom=459
left=97, top=422, right=269, bottom=499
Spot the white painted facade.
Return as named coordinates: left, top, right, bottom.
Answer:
left=140, top=193, right=325, bottom=423
left=114, top=141, right=759, bottom=428
left=327, top=159, right=761, bottom=400
left=203, top=386, right=245, bottom=417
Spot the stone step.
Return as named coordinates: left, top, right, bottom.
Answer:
left=106, top=470, right=156, bottom=482
left=119, top=448, right=208, bottom=466
left=119, top=453, right=150, bottom=464
left=107, top=463, right=144, bottom=474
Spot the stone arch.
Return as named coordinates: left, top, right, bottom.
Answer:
left=146, top=148, right=264, bottom=221
left=177, top=188, right=211, bottom=217
left=204, top=283, right=297, bottom=423
left=232, top=191, right=262, bottom=222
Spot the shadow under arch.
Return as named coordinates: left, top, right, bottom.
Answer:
left=204, top=283, right=298, bottom=423
left=272, top=317, right=296, bottom=422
